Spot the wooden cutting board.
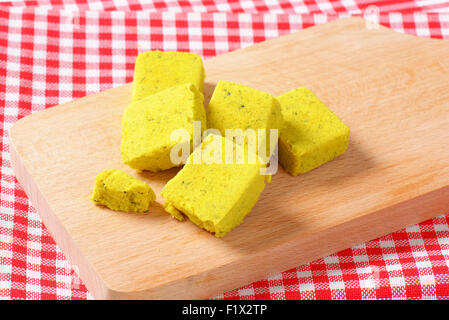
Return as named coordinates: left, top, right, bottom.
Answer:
left=9, top=17, right=449, bottom=299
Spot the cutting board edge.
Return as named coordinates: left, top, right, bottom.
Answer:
left=9, top=134, right=114, bottom=300
left=105, top=184, right=449, bottom=299
left=203, top=16, right=449, bottom=67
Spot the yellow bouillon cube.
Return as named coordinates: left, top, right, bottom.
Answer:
left=132, top=50, right=205, bottom=102
left=277, top=87, right=350, bottom=176
left=91, top=169, right=155, bottom=213
left=206, top=81, right=283, bottom=160
left=121, top=83, right=206, bottom=172
left=161, top=134, right=270, bottom=238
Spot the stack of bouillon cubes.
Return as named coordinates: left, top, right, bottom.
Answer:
left=91, top=51, right=349, bottom=237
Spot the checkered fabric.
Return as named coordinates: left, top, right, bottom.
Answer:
left=0, top=0, right=449, bottom=300
left=2, top=0, right=449, bottom=13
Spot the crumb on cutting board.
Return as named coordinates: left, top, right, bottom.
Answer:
left=91, top=169, right=155, bottom=213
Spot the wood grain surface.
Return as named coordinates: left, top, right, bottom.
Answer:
left=9, top=17, right=449, bottom=299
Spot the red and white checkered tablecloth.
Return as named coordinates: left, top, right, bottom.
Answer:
left=0, top=0, right=449, bottom=300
